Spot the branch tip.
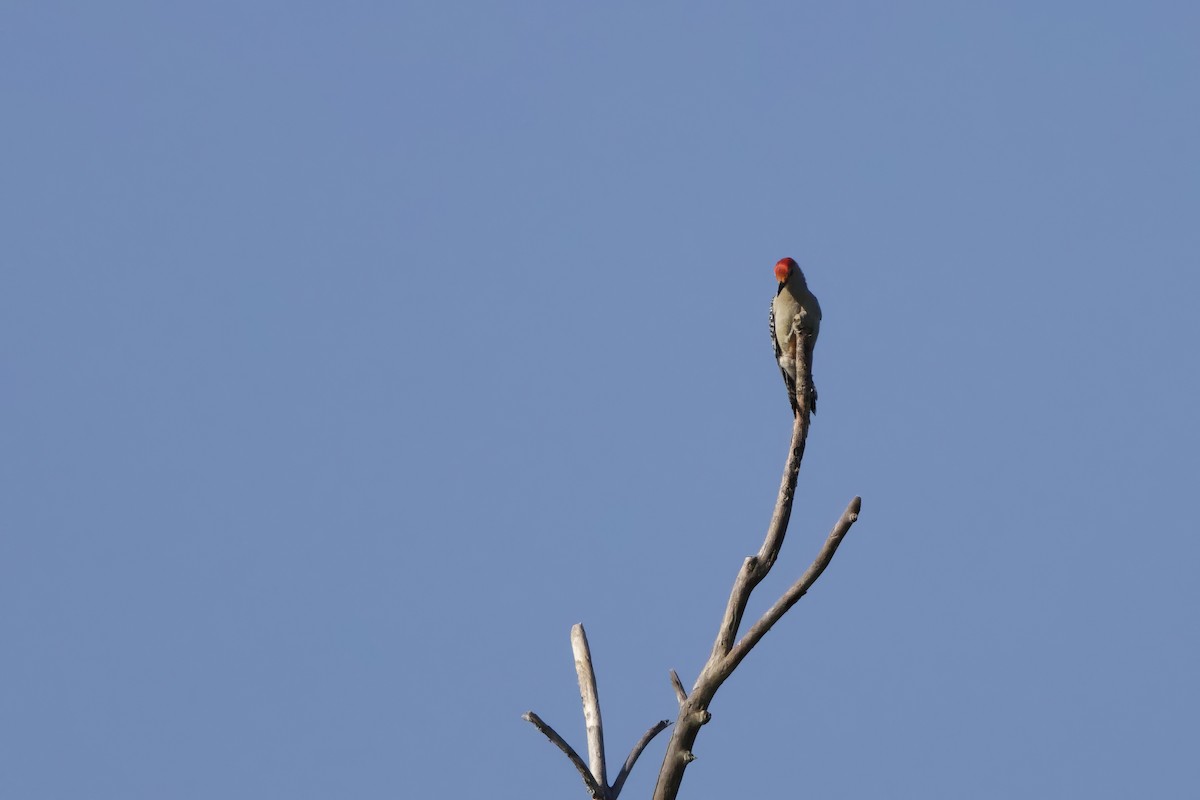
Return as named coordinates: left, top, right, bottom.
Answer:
left=669, top=669, right=687, bottom=704
left=611, top=718, right=673, bottom=799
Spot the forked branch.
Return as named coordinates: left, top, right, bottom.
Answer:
left=524, top=624, right=672, bottom=800
left=525, top=327, right=862, bottom=800
left=652, top=329, right=862, bottom=800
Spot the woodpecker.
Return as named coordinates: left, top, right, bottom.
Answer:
left=770, top=257, right=822, bottom=416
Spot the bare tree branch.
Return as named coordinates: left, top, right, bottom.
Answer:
left=710, top=408, right=809, bottom=661
left=692, top=496, right=862, bottom=692
left=526, top=322, right=863, bottom=800
left=571, top=623, right=607, bottom=789
left=725, top=496, right=861, bottom=674
left=652, top=329, right=862, bottom=800
left=523, top=711, right=605, bottom=800
left=525, top=626, right=676, bottom=799
left=710, top=329, right=816, bottom=662
left=610, top=719, right=672, bottom=799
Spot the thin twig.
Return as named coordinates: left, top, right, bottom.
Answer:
left=669, top=670, right=687, bottom=705
left=571, top=624, right=608, bottom=789
left=523, top=711, right=605, bottom=800
left=610, top=719, right=672, bottom=799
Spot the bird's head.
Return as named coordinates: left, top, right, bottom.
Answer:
left=774, top=257, right=798, bottom=285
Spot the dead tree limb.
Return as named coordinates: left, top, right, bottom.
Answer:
left=525, top=325, right=862, bottom=800
left=521, top=711, right=605, bottom=799
left=611, top=718, right=672, bottom=799
left=652, top=328, right=861, bottom=800
left=525, top=624, right=672, bottom=800
left=572, top=624, right=608, bottom=789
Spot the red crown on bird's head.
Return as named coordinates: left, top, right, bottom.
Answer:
left=774, top=258, right=797, bottom=283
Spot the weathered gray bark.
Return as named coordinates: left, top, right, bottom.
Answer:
left=525, top=624, right=671, bottom=800
left=526, top=328, right=862, bottom=800
left=651, top=497, right=860, bottom=799
left=652, top=328, right=860, bottom=800
left=572, top=625, right=608, bottom=789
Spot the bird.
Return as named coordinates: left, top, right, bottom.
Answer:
left=769, top=257, right=822, bottom=416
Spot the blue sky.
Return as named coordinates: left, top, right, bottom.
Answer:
left=3, top=2, right=1198, bottom=798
